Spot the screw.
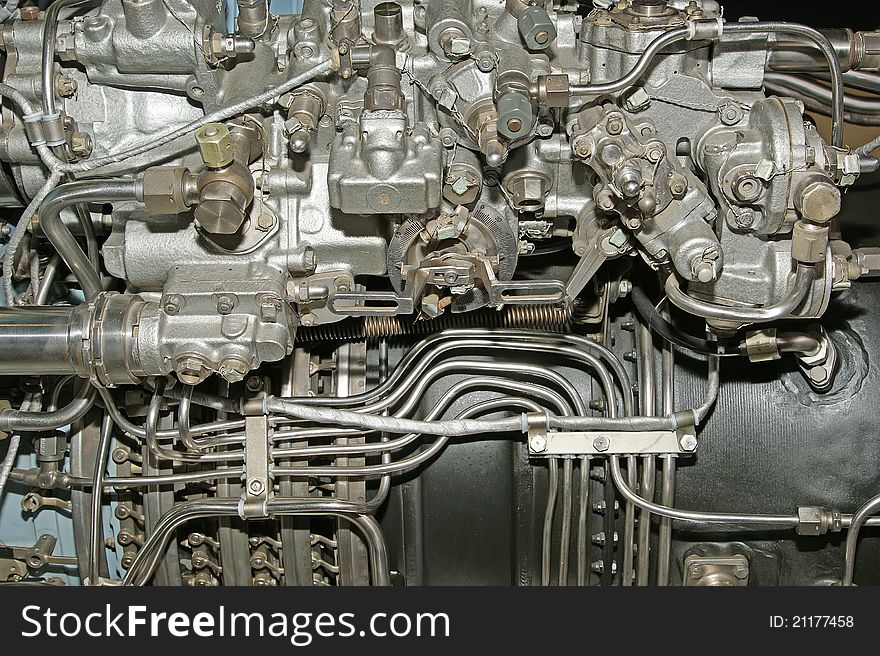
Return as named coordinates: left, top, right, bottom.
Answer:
left=593, top=435, right=610, bottom=452
left=689, top=563, right=704, bottom=579
left=216, top=294, right=236, bottom=314
left=646, top=146, right=664, bottom=163
left=54, top=74, right=78, bottom=98
left=247, top=478, right=264, bottom=495
left=680, top=434, right=698, bottom=452
left=574, top=139, right=592, bottom=158
left=607, top=116, right=624, bottom=135
left=163, top=294, right=184, bottom=315
left=529, top=434, right=548, bottom=453
left=246, top=376, right=264, bottom=392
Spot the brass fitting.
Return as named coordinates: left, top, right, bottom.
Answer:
left=195, top=123, right=235, bottom=169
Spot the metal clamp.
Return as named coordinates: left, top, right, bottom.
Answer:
left=526, top=413, right=697, bottom=456
left=239, top=415, right=271, bottom=519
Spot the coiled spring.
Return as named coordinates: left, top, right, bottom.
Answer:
left=296, top=304, right=572, bottom=343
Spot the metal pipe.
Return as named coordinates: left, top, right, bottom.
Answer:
left=656, top=330, right=675, bottom=586
left=87, top=414, right=113, bottom=585
left=542, top=458, right=558, bottom=586
left=39, top=179, right=142, bottom=300
left=724, top=22, right=846, bottom=147
left=0, top=305, right=80, bottom=376
left=636, top=322, right=656, bottom=586
left=559, top=458, right=573, bottom=586
left=569, top=27, right=692, bottom=96
left=665, top=264, right=815, bottom=325
left=842, top=491, right=880, bottom=586
left=767, top=29, right=857, bottom=73
left=34, top=255, right=62, bottom=305
left=764, top=73, right=880, bottom=114
left=0, top=384, right=95, bottom=432
left=610, top=457, right=799, bottom=528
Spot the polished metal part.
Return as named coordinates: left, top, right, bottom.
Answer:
left=0, top=0, right=877, bottom=588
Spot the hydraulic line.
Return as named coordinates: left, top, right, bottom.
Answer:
left=664, top=264, right=815, bottom=325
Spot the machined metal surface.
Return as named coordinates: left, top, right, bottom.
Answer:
left=0, top=0, right=879, bottom=588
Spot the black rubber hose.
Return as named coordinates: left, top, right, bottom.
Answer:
left=630, top=286, right=738, bottom=357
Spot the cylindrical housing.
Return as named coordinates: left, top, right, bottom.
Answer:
left=373, top=2, right=403, bottom=45
left=237, top=0, right=269, bottom=38
left=767, top=29, right=857, bottom=72
left=0, top=306, right=81, bottom=376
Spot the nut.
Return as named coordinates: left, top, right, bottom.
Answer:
left=497, top=90, right=533, bottom=141
left=792, top=220, right=829, bottom=263
left=54, top=74, right=78, bottom=98
left=195, top=123, right=235, bottom=169
left=796, top=179, right=841, bottom=223
left=69, top=131, right=93, bottom=158
left=143, top=167, right=192, bottom=215
left=215, top=293, right=237, bottom=314
left=532, top=74, right=570, bottom=108
left=162, top=294, right=185, bottom=315
left=518, top=6, right=557, bottom=51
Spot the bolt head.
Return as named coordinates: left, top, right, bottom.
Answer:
left=530, top=434, right=548, bottom=453
left=798, top=180, right=841, bottom=223
left=247, top=478, right=264, bottom=494
left=593, top=435, right=610, bottom=452
left=680, top=434, right=698, bottom=452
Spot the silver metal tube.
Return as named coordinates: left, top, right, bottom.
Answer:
left=570, top=27, right=692, bottom=96
left=665, top=264, right=815, bottom=324
left=0, top=305, right=80, bottom=376
left=87, top=414, right=113, bottom=585
left=559, top=458, right=573, bottom=586
left=767, top=29, right=857, bottom=73
left=656, top=331, right=675, bottom=586
left=610, top=457, right=799, bottom=528
left=724, top=22, right=846, bottom=148
left=765, top=73, right=880, bottom=114
left=636, top=322, right=656, bottom=586
left=39, top=179, right=142, bottom=300
left=842, top=492, right=880, bottom=585
left=0, top=384, right=96, bottom=432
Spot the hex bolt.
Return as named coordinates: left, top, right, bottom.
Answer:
left=606, top=116, right=624, bottom=135
left=529, top=434, right=548, bottom=453
left=246, top=376, right=264, bottom=392
left=175, top=357, right=210, bottom=385
left=218, top=358, right=249, bottom=383
left=247, top=478, right=264, bottom=495
left=163, top=294, right=184, bottom=315
left=680, top=434, right=698, bottom=452
left=734, top=565, right=749, bottom=580
left=216, top=294, right=236, bottom=314
left=54, top=74, right=78, bottom=98
left=593, top=435, right=610, bottom=452
left=689, top=563, right=704, bottom=579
